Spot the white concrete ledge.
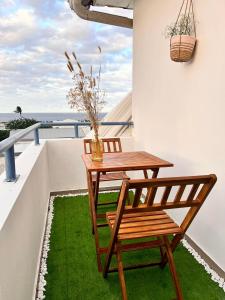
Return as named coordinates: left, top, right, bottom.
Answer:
left=0, top=141, right=47, bottom=231
left=0, top=140, right=50, bottom=300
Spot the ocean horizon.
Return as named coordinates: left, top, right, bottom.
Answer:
left=0, top=112, right=106, bottom=122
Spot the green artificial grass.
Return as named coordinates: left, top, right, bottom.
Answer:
left=45, top=193, right=225, bottom=300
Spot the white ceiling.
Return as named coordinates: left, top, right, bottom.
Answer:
left=93, top=0, right=134, bottom=9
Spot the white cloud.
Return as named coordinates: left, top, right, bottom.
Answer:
left=0, top=0, right=16, bottom=10
left=0, top=9, right=38, bottom=46
left=0, top=0, right=132, bottom=113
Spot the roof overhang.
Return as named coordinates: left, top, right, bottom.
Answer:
left=91, top=0, right=133, bottom=9
left=68, top=0, right=133, bottom=28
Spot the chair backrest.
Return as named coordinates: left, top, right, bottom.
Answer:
left=114, top=174, right=217, bottom=238
left=83, top=138, right=122, bottom=154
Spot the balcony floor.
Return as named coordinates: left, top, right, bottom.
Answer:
left=44, top=193, right=225, bottom=300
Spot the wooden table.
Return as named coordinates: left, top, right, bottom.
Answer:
left=82, top=151, right=173, bottom=271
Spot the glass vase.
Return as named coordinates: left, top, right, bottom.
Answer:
left=91, top=138, right=103, bottom=162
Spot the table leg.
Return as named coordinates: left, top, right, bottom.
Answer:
left=94, top=171, right=100, bottom=210
left=86, top=171, right=94, bottom=234
left=86, top=170, right=103, bottom=272
left=151, top=168, right=159, bottom=178
left=143, top=168, right=159, bottom=179
left=148, top=168, right=162, bottom=260
left=143, top=169, right=148, bottom=179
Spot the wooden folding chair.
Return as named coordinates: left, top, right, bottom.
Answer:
left=103, top=174, right=217, bottom=300
left=84, top=138, right=130, bottom=207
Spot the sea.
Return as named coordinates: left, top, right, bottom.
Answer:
left=0, top=112, right=106, bottom=123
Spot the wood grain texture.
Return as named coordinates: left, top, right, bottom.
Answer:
left=84, top=138, right=122, bottom=154
left=82, top=151, right=173, bottom=172
left=91, top=171, right=129, bottom=182
left=84, top=138, right=130, bottom=214
left=103, top=174, right=217, bottom=300
left=83, top=149, right=173, bottom=275
left=107, top=210, right=181, bottom=240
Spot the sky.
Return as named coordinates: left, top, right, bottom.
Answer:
left=0, top=0, right=133, bottom=113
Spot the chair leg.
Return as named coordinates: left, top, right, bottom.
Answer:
left=116, top=243, right=128, bottom=300
left=103, top=238, right=115, bottom=278
left=163, top=236, right=183, bottom=300
left=92, top=183, right=95, bottom=234
left=161, top=234, right=183, bottom=268
left=157, top=236, right=165, bottom=266
left=91, top=182, right=95, bottom=235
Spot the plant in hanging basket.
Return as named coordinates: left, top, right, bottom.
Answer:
left=165, top=0, right=197, bottom=62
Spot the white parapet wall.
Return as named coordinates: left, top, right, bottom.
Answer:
left=0, top=136, right=134, bottom=300
left=133, top=0, right=225, bottom=272
left=47, top=137, right=134, bottom=192
left=0, top=142, right=50, bottom=300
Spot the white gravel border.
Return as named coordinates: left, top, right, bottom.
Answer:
left=36, top=193, right=225, bottom=299
left=36, top=196, right=54, bottom=300
left=181, top=238, right=225, bottom=292
left=36, top=191, right=115, bottom=299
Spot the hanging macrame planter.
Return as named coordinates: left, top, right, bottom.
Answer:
left=168, top=0, right=197, bottom=62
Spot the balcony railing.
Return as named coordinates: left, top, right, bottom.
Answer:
left=0, top=121, right=133, bottom=182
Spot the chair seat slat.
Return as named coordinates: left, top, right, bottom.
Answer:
left=118, top=222, right=178, bottom=234
left=106, top=210, right=180, bottom=238
left=108, top=213, right=172, bottom=225
left=118, top=227, right=183, bottom=240
left=111, top=218, right=174, bottom=229
left=107, top=210, right=166, bottom=218
left=108, top=214, right=169, bottom=224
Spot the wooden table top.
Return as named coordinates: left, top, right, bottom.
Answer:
left=82, top=151, right=173, bottom=172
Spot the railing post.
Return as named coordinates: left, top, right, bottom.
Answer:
left=74, top=125, right=79, bottom=138
left=5, top=146, right=17, bottom=182
left=34, top=128, right=40, bottom=145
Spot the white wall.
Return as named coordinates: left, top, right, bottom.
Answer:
left=0, top=142, right=50, bottom=300
left=47, top=139, right=86, bottom=191
left=47, top=137, right=134, bottom=192
left=133, top=0, right=225, bottom=271
left=0, top=137, right=134, bottom=300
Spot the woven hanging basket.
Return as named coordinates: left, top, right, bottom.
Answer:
left=170, top=35, right=196, bottom=62
left=169, top=0, right=197, bottom=62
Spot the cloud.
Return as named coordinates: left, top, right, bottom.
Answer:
left=0, top=0, right=132, bottom=113
left=0, top=9, right=38, bottom=46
